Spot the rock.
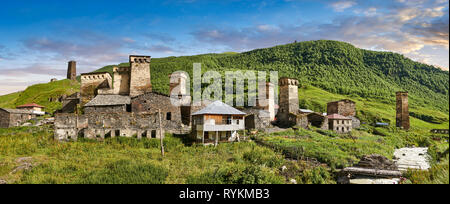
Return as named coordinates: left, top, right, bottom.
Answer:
left=357, top=154, right=398, bottom=170
left=0, top=179, right=7, bottom=184
left=290, top=179, right=297, bottom=184
left=394, top=147, right=430, bottom=171
left=21, top=123, right=32, bottom=127
left=281, top=166, right=288, bottom=172
left=10, top=157, right=34, bottom=175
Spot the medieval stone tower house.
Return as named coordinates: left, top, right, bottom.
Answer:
left=67, top=61, right=77, bottom=81
left=396, top=92, right=410, bottom=130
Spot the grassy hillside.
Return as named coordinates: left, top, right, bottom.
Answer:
left=0, top=80, right=80, bottom=113
left=92, top=40, right=449, bottom=113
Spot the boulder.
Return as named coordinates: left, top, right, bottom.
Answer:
left=357, top=154, right=398, bottom=170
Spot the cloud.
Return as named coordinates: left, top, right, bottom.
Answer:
left=330, top=1, right=356, bottom=12
left=190, top=0, right=449, bottom=70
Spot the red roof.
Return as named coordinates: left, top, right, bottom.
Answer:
left=327, top=114, right=351, bottom=120
left=16, top=103, right=45, bottom=108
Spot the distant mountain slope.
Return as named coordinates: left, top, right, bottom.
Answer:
left=94, top=40, right=449, bottom=112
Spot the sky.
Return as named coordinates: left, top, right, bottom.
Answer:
left=0, top=0, right=448, bottom=95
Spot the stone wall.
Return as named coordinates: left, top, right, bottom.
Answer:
left=130, top=56, right=152, bottom=97
left=0, top=110, right=9, bottom=128
left=84, top=105, right=128, bottom=114
left=396, top=92, right=410, bottom=130
left=113, top=66, right=131, bottom=95
left=80, top=72, right=112, bottom=105
left=131, top=92, right=184, bottom=126
left=307, top=113, right=329, bottom=130
left=54, top=112, right=186, bottom=141
left=243, top=108, right=271, bottom=130
left=327, top=99, right=356, bottom=117
left=329, top=119, right=352, bottom=133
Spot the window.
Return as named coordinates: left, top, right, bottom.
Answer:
left=166, top=112, right=172, bottom=121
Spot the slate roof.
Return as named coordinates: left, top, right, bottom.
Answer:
left=0, top=108, right=33, bottom=114
left=192, top=101, right=246, bottom=116
left=327, top=114, right=351, bottom=120
left=84, top=95, right=131, bottom=107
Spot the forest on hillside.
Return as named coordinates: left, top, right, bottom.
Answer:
left=93, top=40, right=449, bottom=113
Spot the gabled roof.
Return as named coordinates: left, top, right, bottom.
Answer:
left=0, top=108, right=33, bottom=114
left=192, top=101, right=246, bottom=116
left=17, top=103, right=45, bottom=108
left=327, top=114, right=351, bottom=120
left=84, top=95, right=131, bottom=107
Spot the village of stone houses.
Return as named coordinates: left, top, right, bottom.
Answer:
left=0, top=52, right=448, bottom=185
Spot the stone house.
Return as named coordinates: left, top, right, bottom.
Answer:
left=0, top=108, right=36, bottom=128
left=243, top=108, right=271, bottom=131
left=328, top=114, right=353, bottom=133
left=16, top=103, right=45, bottom=114
left=327, top=99, right=360, bottom=129
left=191, top=101, right=246, bottom=145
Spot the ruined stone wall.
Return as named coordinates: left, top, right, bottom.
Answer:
left=80, top=73, right=112, bottom=105
left=131, top=92, right=183, bottom=126
left=84, top=105, right=127, bottom=114
left=327, top=100, right=356, bottom=117
left=296, top=113, right=309, bottom=129
left=54, top=112, right=185, bottom=141
left=67, top=61, right=77, bottom=80
left=396, top=92, right=410, bottom=130
left=113, top=66, right=131, bottom=95
left=243, top=108, right=271, bottom=130
left=0, top=110, right=10, bottom=128
left=130, top=56, right=152, bottom=97
left=307, top=113, right=329, bottom=130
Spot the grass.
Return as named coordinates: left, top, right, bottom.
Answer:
left=0, top=126, right=292, bottom=184
left=254, top=126, right=449, bottom=170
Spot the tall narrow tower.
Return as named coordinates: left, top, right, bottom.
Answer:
left=67, top=61, right=77, bottom=80
left=396, top=92, right=410, bottom=130
left=279, top=78, right=299, bottom=114
left=256, top=82, right=275, bottom=121
left=129, top=55, right=152, bottom=97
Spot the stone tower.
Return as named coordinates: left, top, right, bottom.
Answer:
left=256, top=82, right=276, bottom=121
left=396, top=92, right=410, bottom=130
left=169, top=72, right=189, bottom=96
left=129, top=55, right=152, bottom=97
left=279, top=77, right=299, bottom=114
left=67, top=61, right=76, bottom=80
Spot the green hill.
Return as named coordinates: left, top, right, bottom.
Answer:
left=0, top=80, right=80, bottom=113
left=0, top=40, right=448, bottom=129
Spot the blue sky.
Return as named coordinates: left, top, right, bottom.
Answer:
left=0, top=0, right=448, bottom=95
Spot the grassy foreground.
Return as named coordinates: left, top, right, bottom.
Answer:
left=0, top=126, right=338, bottom=184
